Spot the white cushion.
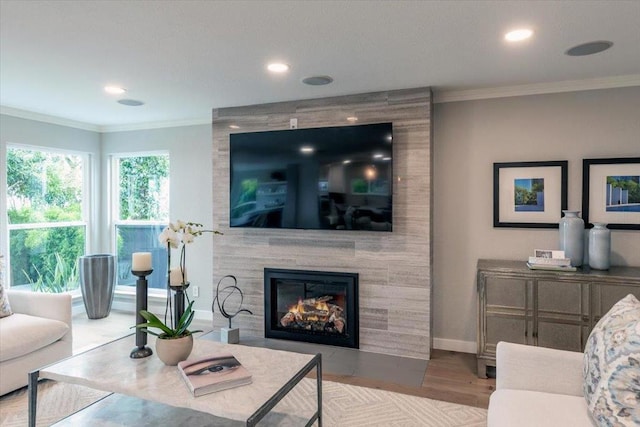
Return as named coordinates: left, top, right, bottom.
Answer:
left=583, top=294, right=640, bottom=426
left=488, top=389, right=595, bottom=427
left=0, top=313, right=69, bottom=362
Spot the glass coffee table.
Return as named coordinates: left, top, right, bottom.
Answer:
left=29, top=333, right=322, bottom=426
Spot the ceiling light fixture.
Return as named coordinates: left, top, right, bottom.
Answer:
left=383, top=157, right=392, bottom=161
left=229, top=125, right=240, bottom=129
left=504, top=29, right=533, bottom=42
left=373, top=153, right=384, bottom=159
left=343, top=160, right=351, bottom=164
left=300, top=146, right=314, bottom=153
left=346, top=116, right=358, bottom=122
left=565, top=41, right=613, bottom=56
left=267, top=62, right=290, bottom=73
left=104, top=86, right=126, bottom=94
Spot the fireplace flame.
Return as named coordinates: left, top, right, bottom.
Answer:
left=288, top=299, right=330, bottom=314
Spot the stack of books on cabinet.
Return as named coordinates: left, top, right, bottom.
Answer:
left=526, top=249, right=576, bottom=271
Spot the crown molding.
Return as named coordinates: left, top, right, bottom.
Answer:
left=0, top=105, right=212, bottom=133
left=100, top=117, right=211, bottom=133
left=4, top=75, right=639, bottom=130
left=0, top=105, right=100, bottom=132
left=433, top=74, right=640, bottom=104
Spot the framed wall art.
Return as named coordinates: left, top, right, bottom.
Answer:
left=582, top=157, right=640, bottom=230
left=493, top=160, right=568, bottom=228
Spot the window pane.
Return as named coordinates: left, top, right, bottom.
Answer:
left=119, top=155, right=169, bottom=221
left=9, top=226, right=85, bottom=292
left=116, top=224, right=168, bottom=289
left=7, top=148, right=83, bottom=224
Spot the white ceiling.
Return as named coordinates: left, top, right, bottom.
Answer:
left=1, top=0, right=639, bottom=131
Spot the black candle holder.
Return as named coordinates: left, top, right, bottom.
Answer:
left=169, top=282, right=190, bottom=325
left=130, top=269, right=153, bottom=359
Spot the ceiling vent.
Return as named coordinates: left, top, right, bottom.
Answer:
left=565, top=41, right=613, bottom=56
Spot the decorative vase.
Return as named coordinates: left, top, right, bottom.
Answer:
left=155, top=334, right=193, bottom=365
left=559, top=211, right=584, bottom=267
left=589, top=223, right=611, bottom=270
left=78, top=254, right=116, bottom=319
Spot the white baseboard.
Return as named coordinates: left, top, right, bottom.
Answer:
left=433, top=337, right=476, bottom=354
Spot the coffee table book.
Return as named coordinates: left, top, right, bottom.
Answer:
left=178, top=353, right=252, bottom=397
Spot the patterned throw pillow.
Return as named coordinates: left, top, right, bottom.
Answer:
left=583, top=294, right=640, bottom=426
left=0, top=254, right=13, bottom=318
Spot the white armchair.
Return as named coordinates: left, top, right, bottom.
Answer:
left=0, top=290, right=73, bottom=395
left=487, top=342, right=595, bottom=427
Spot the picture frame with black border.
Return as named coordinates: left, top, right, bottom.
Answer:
left=493, top=160, right=568, bottom=228
left=582, top=157, right=640, bottom=230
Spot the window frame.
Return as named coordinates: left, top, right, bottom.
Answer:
left=110, top=151, right=170, bottom=295
left=3, top=143, right=92, bottom=290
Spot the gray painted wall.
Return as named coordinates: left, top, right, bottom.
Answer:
left=433, top=86, right=640, bottom=351
left=212, top=88, right=433, bottom=359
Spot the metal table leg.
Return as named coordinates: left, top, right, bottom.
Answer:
left=28, top=370, right=39, bottom=427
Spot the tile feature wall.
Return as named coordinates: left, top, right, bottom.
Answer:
left=212, top=88, right=432, bottom=359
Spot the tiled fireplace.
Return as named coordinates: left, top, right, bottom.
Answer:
left=264, top=268, right=359, bottom=348
left=213, top=88, right=432, bottom=359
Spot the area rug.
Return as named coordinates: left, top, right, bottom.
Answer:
left=0, top=378, right=487, bottom=426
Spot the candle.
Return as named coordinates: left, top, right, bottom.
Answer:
left=132, top=252, right=152, bottom=271
left=170, top=267, right=187, bottom=285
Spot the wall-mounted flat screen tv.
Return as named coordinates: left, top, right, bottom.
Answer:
left=229, top=122, right=393, bottom=231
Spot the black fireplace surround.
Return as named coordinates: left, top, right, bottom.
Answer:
left=264, top=268, right=359, bottom=348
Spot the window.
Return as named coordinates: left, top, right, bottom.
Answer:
left=6, top=146, right=88, bottom=292
left=113, top=154, right=169, bottom=291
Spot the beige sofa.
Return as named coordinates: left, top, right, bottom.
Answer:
left=488, top=342, right=595, bottom=426
left=0, top=290, right=73, bottom=395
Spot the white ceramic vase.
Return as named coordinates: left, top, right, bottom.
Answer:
left=589, top=223, right=611, bottom=270
left=559, top=210, right=584, bottom=267
left=155, top=334, right=193, bottom=365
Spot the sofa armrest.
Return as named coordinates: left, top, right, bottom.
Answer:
left=6, top=290, right=72, bottom=342
left=496, top=341, right=584, bottom=397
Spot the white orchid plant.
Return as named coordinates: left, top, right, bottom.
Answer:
left=156, top=220, right=221, bottom=331
left=158, top=220, right=222, bottom=287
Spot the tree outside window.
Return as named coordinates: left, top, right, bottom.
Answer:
left=114, top=154, right=169, bottom=290
left=6, top=147, right=87, bottom=292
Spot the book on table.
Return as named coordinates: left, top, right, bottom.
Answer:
left=178, top=353, right=252, bottom=397
left=526, top=262, right=577, bottom=272
left=527, top=256, right=572, bottom=266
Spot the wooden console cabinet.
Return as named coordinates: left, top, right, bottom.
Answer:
left=476, top=259, right=640, bottom=378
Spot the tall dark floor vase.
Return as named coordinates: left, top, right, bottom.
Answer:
left=78, top=254, right=116, bottom=319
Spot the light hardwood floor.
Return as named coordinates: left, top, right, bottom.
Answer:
left=322, top=350, right=495, bottom=409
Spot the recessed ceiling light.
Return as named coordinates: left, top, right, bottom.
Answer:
left=504, top=29, right=533, bottom=42
left=383, top=157, right=392, bottom=161
left=117, top=99, right=144, bottom=107
left=300, top=146, right=314, bottom=153
left=267, top=62, right=290, bottom=73
left=373, top=153, right=384, bottom=158
left=229, top=125, right=240, bottom=129
left=343, top=160, right=351, bottom=164
left=346, top=116, right=358, bottom=122
left=104, top=86, right=126, bottom=94
left=302, top=75, right=334, bottom=86
left=565, top=41, right=613, bottom=56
